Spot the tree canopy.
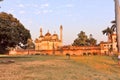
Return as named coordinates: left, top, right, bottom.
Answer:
left=72, top=31, right=97, bottom=46
left=0, top=12, right=31, bottom=53
left=102, top=20, right=116, bottom=42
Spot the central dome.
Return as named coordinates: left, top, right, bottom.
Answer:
left=53, top=33, right=58, bottom=36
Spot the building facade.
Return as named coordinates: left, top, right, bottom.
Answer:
left=35, top=25, right=63, bottom=51
left=9, top=26, right=118, bottom=55
left=100, top=33, right=118, bottom=55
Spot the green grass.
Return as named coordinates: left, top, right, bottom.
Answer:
left=0, top=55, right=120, bottom=80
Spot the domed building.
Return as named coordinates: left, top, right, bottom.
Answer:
left=35, top=25, right=63, bottom=50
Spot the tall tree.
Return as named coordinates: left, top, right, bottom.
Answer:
left=72, top=31, right=97, bottom=46
left=72, top=31, right=87, bottom=46
left=0, top=12, right=31, bottom=53
left=114, top=0, right=120, bottom=53
left=87, top=34, right=97, bottom=46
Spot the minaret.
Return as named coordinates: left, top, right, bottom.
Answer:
left=60, top=25, right=63, bottom=42
left=40, top=28, right=43, bottom=37
left=114, top=0, right=120, bottom=53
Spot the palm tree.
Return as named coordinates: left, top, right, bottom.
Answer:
left=102, top=20, right=116, bottom=42
left=111, top=20, right=116, bottom=32
left=102, top=27, right=113, bottom=42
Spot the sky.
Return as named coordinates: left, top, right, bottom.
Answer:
left=0, top=0, right=116, bottom=45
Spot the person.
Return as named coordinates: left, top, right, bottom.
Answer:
left=118, top=53, right=120, bottom=65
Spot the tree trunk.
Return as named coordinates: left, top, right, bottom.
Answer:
left=115, top=0, right=120, bottom=53
left=108, top=33, right=111, bottom=42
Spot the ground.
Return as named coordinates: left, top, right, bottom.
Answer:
left=0, top=55, right=120, bottom=80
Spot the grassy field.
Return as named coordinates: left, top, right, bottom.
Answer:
left=0, top=55, right=120, bottom=80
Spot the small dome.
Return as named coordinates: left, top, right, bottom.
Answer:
left=45, top=31, right=51, bottom=36
left=35, top=38, right=39, bottom=43
left=39, top=36, right=44, bottom=41
left=39, top=35, right=44, bottom=38
left=52, top=31, right=58, bottom=37
left=52, top=33, right=58, bottom=40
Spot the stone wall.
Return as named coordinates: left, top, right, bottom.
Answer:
left=9, top=46, right=102, bottom=56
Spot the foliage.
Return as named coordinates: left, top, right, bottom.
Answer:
left=102, top=27, right=113, bottom=36
left=27, top=39, right=35, bottom=49
left=72, top=31, right=87, bottom=46
left=102, top=20, right=116, bottom=42
left=0, top=12, right=31, bottom=53
left=111, top=20, right=116, bottom=32
left=72, top=31, right=97, bottom=46
left=102, top=20, right=116, bottom=35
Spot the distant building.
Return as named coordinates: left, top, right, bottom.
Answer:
left=35, top=25, right=63, bottom=51
left=9, top=26, right=118, bottom=55
left=100, top=33, right=118, bottom=55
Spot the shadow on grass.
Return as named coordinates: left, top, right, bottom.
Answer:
left=0, top=55, right=58, bottom=62
left=0, top=55, right=34, bottom=63
left=0, top=56, right=31, bottom=59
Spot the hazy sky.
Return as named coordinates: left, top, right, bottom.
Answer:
left=0, top=0, right=115, bottom=45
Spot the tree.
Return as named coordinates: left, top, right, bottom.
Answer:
left=72, top=31, right=97, bottom=46
left=27, top=39, right=35, bottom=49
left=102, top=27, right=113, bottom=42
left=87, top=34, right=97, bottom=46
left=0, top=12, right=31, bottom=53
left=111, top=20, right=116, bottom=34
left=72, top=31, right=87, bottom=46
left=102, top=20, right=116, bottom=42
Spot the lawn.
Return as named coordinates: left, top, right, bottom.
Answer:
left=0, top=55, right=120, bottom=80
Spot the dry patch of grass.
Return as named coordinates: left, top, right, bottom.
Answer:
left=71, top=56, right=120, bottom=79
left=0, top=55, right=120, bottom=80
